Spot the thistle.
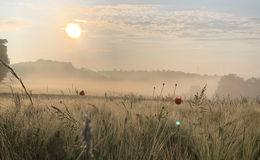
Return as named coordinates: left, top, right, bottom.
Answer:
left=77, top=116, right=93, bottom=160
left=83, top=117, right=93, bottom=158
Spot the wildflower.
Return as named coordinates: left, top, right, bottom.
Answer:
left=175, top=97, right=182, bottom=105
left=80, top=90, right=85, bottom=96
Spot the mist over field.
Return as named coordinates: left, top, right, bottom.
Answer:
left=0, top=59, right=219, bottom=96
left=1, top=59, right=259, bottom=98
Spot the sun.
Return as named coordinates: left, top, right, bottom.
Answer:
left=65, top=23, right=82, bottom=39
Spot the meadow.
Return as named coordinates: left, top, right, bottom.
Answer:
left=0, top=89, right=259, bottom=160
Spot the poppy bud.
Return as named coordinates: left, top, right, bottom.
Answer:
left=175, top=97, right=182, bottom=104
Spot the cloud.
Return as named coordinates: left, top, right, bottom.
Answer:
left=0, top=18, right=30, bottom=31
left=74, top=19, right=87, bottom=23
left=77, top=5, right=260, bottom=40
left=17, top=2, right=40, bottom=10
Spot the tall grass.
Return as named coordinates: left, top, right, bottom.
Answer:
left=0, top=91, right=259, bottom=160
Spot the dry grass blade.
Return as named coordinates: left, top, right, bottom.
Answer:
left=50, top=105, right=78, bottom=125
left=0, top=59, right=33, bottom=106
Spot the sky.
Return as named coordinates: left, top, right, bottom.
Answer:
left=0, top=0, right=260, bottom=78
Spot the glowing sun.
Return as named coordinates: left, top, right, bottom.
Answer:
left=65, top=23, right=82, bottom=39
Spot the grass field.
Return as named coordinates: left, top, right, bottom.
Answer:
left=0, top=90, right=259, bottom=160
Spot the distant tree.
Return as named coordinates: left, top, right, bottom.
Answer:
left=0, top=39, right=10, bottom=82
left=215, top=74, right=245, bottom=97
left=215, top=74, right=260, bottom=98
left=245, top=77, right=260, bottom=97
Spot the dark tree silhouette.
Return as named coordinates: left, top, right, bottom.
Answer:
left=0, top=39, right=10, bottom=82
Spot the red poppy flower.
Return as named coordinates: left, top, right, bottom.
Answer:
left=79, top=90, right=85, bottom=96
left=175, top=97, right=182, bottom=104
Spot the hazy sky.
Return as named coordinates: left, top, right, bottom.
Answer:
left=1, top=0, right=260, bottom=78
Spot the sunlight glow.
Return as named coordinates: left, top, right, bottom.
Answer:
left=65, top=23, right=82, bottom=39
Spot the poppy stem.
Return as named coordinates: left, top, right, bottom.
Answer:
left=152, top=86, right=156, bottom=98
left=160, top=83, right=165, bottom=97
left=173, top=83, right=177, bottom=97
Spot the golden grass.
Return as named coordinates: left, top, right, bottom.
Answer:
left=0, top=92, right=259, bottom=160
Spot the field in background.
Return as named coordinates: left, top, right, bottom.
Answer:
left=0, top=77, right=219, bottom=99
left=0, top=89, right=259, bottom=160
